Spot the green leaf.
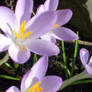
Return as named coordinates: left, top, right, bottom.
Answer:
left=72, top=79, right=92, bottom=85
left=59, top=71, right=90, bottom=91
left=0, top=53, right=9, bottom=66
left=0, top=74, right=20, bottom=81
left=33, top=53, right=38, bottom=64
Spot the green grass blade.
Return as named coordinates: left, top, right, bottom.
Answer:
left=70, top=32, right=79, bottom=77
left=33, top=53, right=38, bottom=64
left=5, top=62, right=16, bottom=71
left=0, top=74, right=20, bottom=81
left=72, top=79, right=92, bottom=85
left=61, top=41, right=70, bottom=78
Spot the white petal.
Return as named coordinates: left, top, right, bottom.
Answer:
left=0, top=34, right=11, bottom=52
left=41, top=32, right=56, bottom=43
left=6, top=86, right=20, bottom=92
left=8, top=44, right=31, bottom=64
left=0, top=6, right=18, bottom=34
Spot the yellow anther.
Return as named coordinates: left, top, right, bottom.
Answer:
left=21, top=31, right=32, bottom=39
left=13, top=29, right=19, bottom=38
left=20, top=20, right=32, bottom=39
left=27, top=81, right=42, bottom=92
left=13, top=20, right=32, bottom=39
left=20, top=20, right=26, bottom=34
left=53, top=24, right=59, bottom=28
left=36, top=87, right=42, bottom=92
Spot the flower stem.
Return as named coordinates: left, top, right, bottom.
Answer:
left=61, top=41, right=70, bottom=78
left=70, top=32, right=79, bottom=76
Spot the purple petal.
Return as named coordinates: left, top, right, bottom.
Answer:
left=6, top=86, right=20, bottom=92
left=36, top=5, right=46, bottom=14
left=15, top=0, right=33, bottom=24
left=21, top=56, right=48, bottom=90
left=21, top=70, right=31, bottom=91
left=80, top=48, right=89, bottom=66
left=88, top=56, right=92, bottom=65
left=0, top=34, right=11, bottom=52
left=0, top=6, right=17, bottom=34
left=53, top=27, right=79, bottom=41
left=41, top=33, right=56, bottom=43
left=44, top=0, right=59, bottom=11
left=37, top=0, right=59, bottom=14
left=8, top=44, right=30, bottom=64
left=56, top=9, right=72, bottom=26
left=85, top=64, right=92, bottom=76
left=25, top=39, right=60, bottom=56
left=40, top=76, right=62, bottom=92
left=26, top=11, right=57, bottom=38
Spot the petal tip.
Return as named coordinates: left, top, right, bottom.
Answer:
left=80, top=48, right=89, bottom=55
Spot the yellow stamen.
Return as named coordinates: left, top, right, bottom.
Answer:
left=27, top=81, right=42, bottom=92
left=13, top=29, right=19, bottom=38
left=21, top=31, right=32, bottom=39
left=53, top=24, right=59, bottom=28
left=20, top=20, right=26, bottom=34
left=13, top=20, right=32, bottom=39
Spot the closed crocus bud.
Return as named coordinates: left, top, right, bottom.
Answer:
left=80, top=48, right=92, bottom=76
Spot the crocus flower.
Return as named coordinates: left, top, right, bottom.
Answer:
left=0, top=0, right=60, bottom=64
left=80, top=48, right=92, bottom=76
left=37, top=0, right=79, bottom=43
left=6, top=56, right=62, bottom=92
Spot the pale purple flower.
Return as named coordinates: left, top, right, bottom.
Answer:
left=0, top=0, right=60, bottom=64
left=6, top=56, right=62, bottom=92
left=80, top=48, right=92, bottom=76
left=37, top=0, right=79, bottom=43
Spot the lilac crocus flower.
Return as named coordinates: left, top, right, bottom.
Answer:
left=80, top=48, right=92, bottom=76
left=0, top=0, right=60, bottom=64
left=37, top=0, right=79, bottom=43
left=6, top=56, right=62, bottom=92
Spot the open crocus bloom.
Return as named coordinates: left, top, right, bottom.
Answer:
left=37, top=0, right=79, bottom=43
left=0, top=0, right=60, bottom=64
left=6, top=56, right=62, bottom=92
left=80, top=48, right=92, bottom=76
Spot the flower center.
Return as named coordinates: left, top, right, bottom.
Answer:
left=27, top=81, right=42, bottom=92
left=53, top=24, right=59, bottom=28
left=13, top=20, right=32, bottom=39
